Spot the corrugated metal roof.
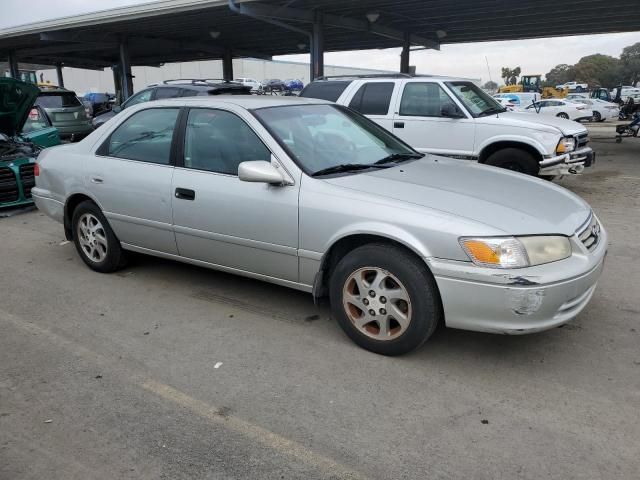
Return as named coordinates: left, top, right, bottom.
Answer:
left=1, top=0, right=638, bottom=70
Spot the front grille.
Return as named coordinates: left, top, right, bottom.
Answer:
left=19, top=163, right=35, bottom=199
left=0, top=167, right=19, bottom=203
left=576, top=133, right=589, bottom=148
left=577, top=214, right=601, bottom=252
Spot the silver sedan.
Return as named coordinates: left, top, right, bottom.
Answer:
left=32, top=96, right=607, bottom=355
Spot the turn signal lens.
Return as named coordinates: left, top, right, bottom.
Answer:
left=556, top=136, right=576, bottom=153
left=459, top=237, right=528, bottom=268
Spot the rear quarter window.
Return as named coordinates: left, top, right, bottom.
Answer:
left=299, top=81, right=351, bottom=102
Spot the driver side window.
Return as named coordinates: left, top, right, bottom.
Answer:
left=399, top=83, right=454, bottom=117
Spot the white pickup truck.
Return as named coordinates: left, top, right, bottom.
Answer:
left=555, top=81, right=589, bottom=92
left=300, top=74, right=594, bottom=177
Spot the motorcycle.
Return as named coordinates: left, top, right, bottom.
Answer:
left=615, top=111, right=640, bottom=143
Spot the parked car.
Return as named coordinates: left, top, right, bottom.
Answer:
left=569, top=98, right=619, bottom=122
left=555, top=81, right=589, bottom=92
left=262, top=78, right=287, bottom=94
left=283, top=79, right=304, bottom=92
left=92, top=79, right=251, bottom=128
left=82, top=92, right=114, bottom=116
left=493, top=97, right=518, bottom=110
left=33, top=96, right=607, bottom=356
left=300, top=75, right=594, bottom=177
left=523, top=99, right=591, bottom=121
left=233, top=78, right=263, bottom=93
left=1, top=77, right=61, bottom=208
left=35, top=87, right=93, bottom=141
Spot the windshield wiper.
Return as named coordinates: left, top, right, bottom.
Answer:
left=374, top=152, right=424, bottom=165
left=311, top=163, right=389, bottom=177
left=478, top=106, right=506, bottom=117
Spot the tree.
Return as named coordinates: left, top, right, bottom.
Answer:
left=544, top=64, right=574, bottom=87
left=572, top=54, right=621, bottom=87
left=483, top=80, right=498, bottom=91
left=501, top=66, right=521, bottom=85
left=621, top=42, right=640, bottom=85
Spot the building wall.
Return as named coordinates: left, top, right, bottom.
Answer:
left=37, top=58, right=394, bottom=95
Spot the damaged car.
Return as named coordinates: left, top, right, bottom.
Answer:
left=1, top=78, right=61, bottom=208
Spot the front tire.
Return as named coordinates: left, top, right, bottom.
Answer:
left=72, top=200, right=125, bottom=273
left=329, top=244, right=442, bottom=356
left=592, top=111, right=601, bottom=122
left=484, top=148, right=539, bottom=176
left=556, top=112, right=570, bottom=119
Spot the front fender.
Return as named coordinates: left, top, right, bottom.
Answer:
left=476, top=134, right=552, bottom=159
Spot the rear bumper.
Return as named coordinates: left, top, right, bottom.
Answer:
left=32, top=189, right=64, bottom=223
left=426, top=226, right=607, bottom=334
left=54, top=123, right=94, bottom=140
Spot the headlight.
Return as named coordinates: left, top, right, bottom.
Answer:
left=460, top=236, right=571, bottom=268
left=556, top=136, right=576, bottom=153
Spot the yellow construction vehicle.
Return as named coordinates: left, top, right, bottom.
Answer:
left=498, top=74, right=543, bottom=94
left=498, top=74, right=569, bottom=99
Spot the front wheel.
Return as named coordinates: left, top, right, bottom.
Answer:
left=72, top=200, right=126, bottom=273
left=329, top=244, right=442, bottom=356
left=556, top=112, right=570, bottom=119
left=484, top=148, right=539, bottom=176
left=592, top=111, right=602, bottom=122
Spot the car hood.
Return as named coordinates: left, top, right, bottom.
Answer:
left=484, top=111, right=586, bottom=136
left=325, top=156, right=591, bottom=236
left=0, top=77, right=40, bottom=137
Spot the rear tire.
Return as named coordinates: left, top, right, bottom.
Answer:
left=329, top=244, right=442, bottom=356
left=71, top=200, right=126, bottom=273
left=484, top=148, right=539, bottom=176
left=556, top=112, right=570, bottom=119
left=592, top=111, right=601, bottom=122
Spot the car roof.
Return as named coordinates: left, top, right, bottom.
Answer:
left=146, top=95, right=331, bottom=110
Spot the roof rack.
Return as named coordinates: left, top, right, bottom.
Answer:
left=161, top=78, right=217, bottom=85
left=315, top=73, right=415, bottom=80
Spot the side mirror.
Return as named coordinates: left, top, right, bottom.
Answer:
left=238, top=161, right=284, bottom=185
left=112, top=105, right=122, bottom=113
left=441, top=103, right=464, bottom=118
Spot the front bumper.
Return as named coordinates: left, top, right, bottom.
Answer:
left=539, top=146, right=594, bottom=176
left=426, top=224, right=607, bottom=334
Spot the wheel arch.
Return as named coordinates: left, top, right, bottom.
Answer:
left=478, top=140, right=543, bottom=164
left=63, top=192, right=103, bottom=240
left=312, top=231, right=433, bottom=300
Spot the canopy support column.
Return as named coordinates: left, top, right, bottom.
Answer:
left=119, top=40, right=134, bottom=100
left=222, top=50, right=233, bottom=81
left=311, top=12, right=324, bottom=80
left=55, top=63, right=64, bottom=87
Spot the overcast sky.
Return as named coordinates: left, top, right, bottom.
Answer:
left=2, top=0, right=639, bottom=84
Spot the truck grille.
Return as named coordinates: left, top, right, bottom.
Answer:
left=0, top=167, right=19, bottom=203
left=19, top=163, right=35, bottom=198
left=576, top=133, right=589, bottom=148
left=577, top=214, right=601, bottom=252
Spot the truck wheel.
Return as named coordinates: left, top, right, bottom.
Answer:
left=329, top=244, right=442, bottom=356
left=72, top=200, right=126, bottom=273
left=484, top=148, right=539, bottom=176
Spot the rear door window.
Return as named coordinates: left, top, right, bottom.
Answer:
left=299, top=81, right=351, bottom=102
left=348, top=82, right=394, bottom=115
left=102, top=108, right=179, bottom=164
left=36, top=92, right=82, bottom=108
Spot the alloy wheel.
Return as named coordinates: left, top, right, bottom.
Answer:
left=77, top=213, right=108, bottom=263
left=342, top=267, right=412, bottom=341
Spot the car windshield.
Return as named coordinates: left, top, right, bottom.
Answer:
left=36, top=92, right=82, bottom=108
left=446, top=81, right=505, bottom=117
left=253, top=104, right=420, bottom=176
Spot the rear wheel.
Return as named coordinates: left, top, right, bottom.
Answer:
left=592, top=111, right=602, bottom=122
left=556, top=112, right=570, bottom=119
left=484, top=148, right=539, bottom=176
left=329, top=244, right=441, bottom=356
left=71, top=201, right=126, bottom=273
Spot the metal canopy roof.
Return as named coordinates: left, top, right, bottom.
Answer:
left=1, top=0, right=639, bottom=70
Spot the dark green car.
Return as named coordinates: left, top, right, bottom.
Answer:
left=1, top=78, right=61, bottom=209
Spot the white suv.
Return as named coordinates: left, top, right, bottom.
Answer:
left=234, top=78, right=262, bottom=93
left=300, top=75, right=594, bottom=177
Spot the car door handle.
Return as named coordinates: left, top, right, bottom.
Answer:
left=394, top=121, right=404, bottom=128
left=175, top=188, right=195, bottom=201
left=90, top=177, right=103, bottom=184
